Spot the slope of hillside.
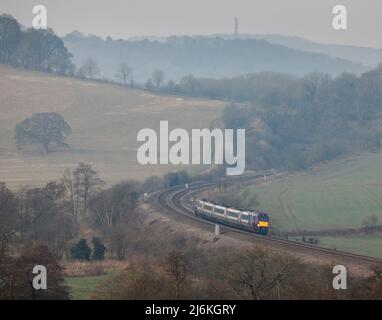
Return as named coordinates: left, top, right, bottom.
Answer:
left=63, top=33, right=367, bottom=82
left=237, top=150, right=382, bottom=258
left=0, top=65, right=225, bottom=187
left=248, top=34, right=382, bottom=67
left=245, top=152, right=382, bottom=232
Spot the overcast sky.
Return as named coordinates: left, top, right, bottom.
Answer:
left=1, top=0, right=381, bottom=48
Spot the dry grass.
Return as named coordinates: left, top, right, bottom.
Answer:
left=62, top=260, right=130, bottom=277
left=0, top=64, right=225, bottom=188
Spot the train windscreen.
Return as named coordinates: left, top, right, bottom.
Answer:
left=258, top=213, right=269, bottom=222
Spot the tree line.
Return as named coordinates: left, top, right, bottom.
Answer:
left=95, top=57, right=382, bottom=174
left=0, top=14, right=168, bottom=89
left=62, top=31, right=365, bottom=82
left=0, top=14, right=74, bottom=75
left=91, top=244, right=382, bottom=300
left=0, top=162, right=191, bottom=260
left=149, top=66, right=382, bottom=171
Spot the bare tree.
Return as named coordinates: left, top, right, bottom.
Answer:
left=62, top=163, right=104, bottom=219
left=165, top=251, right=188, bottom=299
left=62, top=168, right=80, bottom=219
left=228, top=247, right=296, bottom=300
left=77, top=57, right=99, bottom=79
left=145, top=78, right=154, bottom=90
left=152, top=69, right=164, bottom=89
left=115, top=62, right=132, bottom=86
left=0, top=183, right=18, bottom=237
left=74, top=163, right=104, bottom=217
left=88, top=181, right=143, bottom=260
left=89, top=180, right=141, bottom=228
left=143, top=176, right=163, bottom=193
left=109, top=225, right=128, bottom=260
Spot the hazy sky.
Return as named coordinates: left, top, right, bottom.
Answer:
left=1, top=0, right=381, bottom=48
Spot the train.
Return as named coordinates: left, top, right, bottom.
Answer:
left=193, top=199, right=270, bottom=235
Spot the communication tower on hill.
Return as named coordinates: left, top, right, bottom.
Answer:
left=234, top=17, right=239, bottom=38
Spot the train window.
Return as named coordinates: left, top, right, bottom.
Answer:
left=227, top=210, right=239, bottom=218
left=204, top=204, right=213, bottom=211
left=214, top=207, right=225, bottom=214
left=241, top=214, right=249, bottom=221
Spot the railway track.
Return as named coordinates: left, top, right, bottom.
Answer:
left=152, top=180, right=382, bottom=265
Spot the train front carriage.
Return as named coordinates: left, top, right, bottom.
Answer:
left=253, top=211, right=270, bottom=235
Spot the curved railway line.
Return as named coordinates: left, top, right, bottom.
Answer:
left=151, top=180, right=382, bottom=266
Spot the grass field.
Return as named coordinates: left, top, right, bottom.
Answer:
left=242, top=152, right=382, bottom=257
left=0, top=65, right=225, bottom=188
left=318, top=235, right=382, bottom=259
left=245, top=152, right=382, bottom=232
left=65, top=274, right=111, bottom=300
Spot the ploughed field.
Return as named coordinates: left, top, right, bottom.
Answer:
left=0, top=65, right=225, bottom=188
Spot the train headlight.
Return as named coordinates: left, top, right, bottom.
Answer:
left=258, top=221, right=269, bottom=227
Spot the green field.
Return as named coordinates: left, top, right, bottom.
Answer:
left=0, top=65, right=225, bottom=188
left=245, top=152, right=382, bottom=232
left=65, top=274, right=111, bottom=300
left=242, top=152, right=382, bottom=257
left=318, top=235, right=382, bottom=259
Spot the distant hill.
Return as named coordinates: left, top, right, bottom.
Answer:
left=63, top=33, right=368, bottom=83
left=222, top=34, right=382, bottom=68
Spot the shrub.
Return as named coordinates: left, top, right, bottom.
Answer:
left=70, top=238, right=91, bottom=261
left=92, top=237, right=106, bottom=260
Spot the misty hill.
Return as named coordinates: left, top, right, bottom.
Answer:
left=63, top=32, right=367, bottom=83
left=232, top=34, right=382, bottom=68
